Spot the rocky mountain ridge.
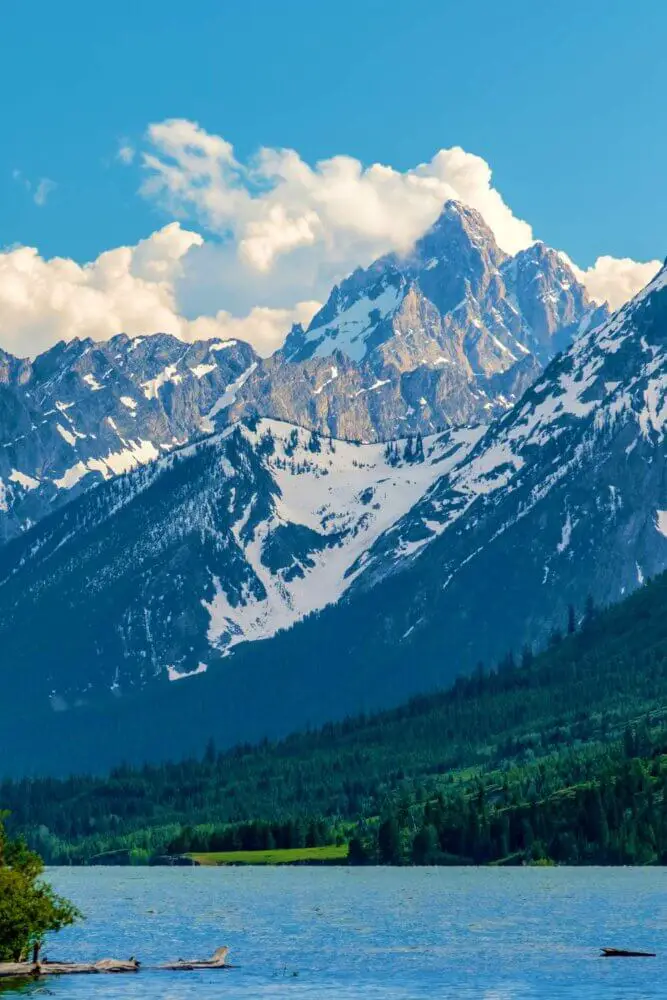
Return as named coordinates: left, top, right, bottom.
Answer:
left=0, top=418, right=481, bottom=705
left=0, top=332, right=257, bottom=540
left=0, top=201, right=603, bottom=545
left=0, top=255, right=664, bottom=771
left=226, top=201, right=607, bottom=439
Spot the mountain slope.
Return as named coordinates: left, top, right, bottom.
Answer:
left=4, top=529, right=667, bottom=786
left=226, top=202, right=605, bottom=440
left=0, top=418, right=481, bottom=703
left=0, top=333, right=257, bottom=541
left=348, top=262, right=667, bottom=612
left=0, top=262, right=663, bottom=773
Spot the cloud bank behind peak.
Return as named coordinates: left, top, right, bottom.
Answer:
left=0, top=122, right=659, bottom=358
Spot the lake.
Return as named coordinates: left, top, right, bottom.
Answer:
left=3, top=867, right=667, bottom=998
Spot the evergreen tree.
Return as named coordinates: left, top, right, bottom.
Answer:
left=583, top=594, right=597, bottom=629
left=414, top=432, right=425, bottom=463
left=412, top=823, right=439, bottom=864
left=377, top=816, right=402, bottom=865
left=204, top=738, right=216, bottom=765
left=624, top=724, right=636, bottom=759
left=548, top=627, right=563, bottom=647
left=348, top=836, right=370, bottom=865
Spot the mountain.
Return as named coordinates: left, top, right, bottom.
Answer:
left=0, top=262, right=663, bottom=774
left=0, top=417, right=481, bottom=702
left=0, top=333, right=257, bottom=541
left=225, top=202, right=606, bottom=440
left=0, top=202, right=601, bottom=545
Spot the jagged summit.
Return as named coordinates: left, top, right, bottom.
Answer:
left=0, top=200, right=608, bottom=545
left=228, top=200, right=605, bottom=440
left=281, top=200, right=505, bottom=365
left=402, top=199, right=507, bottom=266
left=281, top=200, right=596, bottom=368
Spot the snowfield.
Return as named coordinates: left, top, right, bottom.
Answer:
left=201, top=419, right=485, bottom=657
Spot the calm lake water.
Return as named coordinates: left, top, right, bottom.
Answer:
left=3, top=867, right=667, bottom=998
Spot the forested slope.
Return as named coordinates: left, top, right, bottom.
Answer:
left=5, top=571, right=667, bottom=864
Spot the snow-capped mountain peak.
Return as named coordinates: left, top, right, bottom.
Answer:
left=349, top=259, right=667, bottom=652
left=229, top=200, right=605, bottom=443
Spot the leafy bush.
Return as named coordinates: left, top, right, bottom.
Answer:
left=0, top=812, right=80, bottom=962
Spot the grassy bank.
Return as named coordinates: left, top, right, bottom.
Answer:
left=189, top=844, right=348, bottom=865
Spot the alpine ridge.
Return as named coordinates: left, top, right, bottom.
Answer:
left=0, top=332, right=257, bottom=541
left=225, top=201, right=606, bottom=440
left=0, top=418, right=482, bottom=705
left=1, top=254, right=664, bottom=772
left=0, top=201, right=600, bottom=544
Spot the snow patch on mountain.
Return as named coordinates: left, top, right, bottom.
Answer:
left=168, top=662, right=208, bottom=682
left=190, top=362, right=217, bottom=379
left=53, top=439, right=161, bottom=489
left=9, top=470, right=40, bottom=491
left=201, top=361, right=258, bottom=432
left=141, top=364, right=183, bottom=399
left=303, top=283, right=402, bottom=362
left=313, top=366, right=339, bottom=396
left=656, top=511, right=667, bottom=538
left=202, top=419, right=484, bottom=653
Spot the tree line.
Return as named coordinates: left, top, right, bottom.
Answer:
left=4, top=574, right=667, bottom=865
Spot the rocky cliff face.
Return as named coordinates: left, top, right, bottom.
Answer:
left=0, top=333, right=257, bottom=541
left=225, top=201, right=606, bottom=440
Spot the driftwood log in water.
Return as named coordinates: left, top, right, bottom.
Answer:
left=601, top=948, right=656, bottom=958
left=0, top=947, right=231, bottom=979
left=161, top=946, right=230, bottom=971
left=0, top=958, right=140, bottom=978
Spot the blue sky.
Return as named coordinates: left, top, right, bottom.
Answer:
left=0, top=0, right=665, bottom=356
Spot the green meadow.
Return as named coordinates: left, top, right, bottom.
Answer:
left=189, top=845, right=348, bottom=866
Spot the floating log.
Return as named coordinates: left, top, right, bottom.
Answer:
left=0, top=946, right=231, bottom=979
left=161, top=945, right=230, bottom=971
left=0, top=958, right=140, bottom=978
left=601, top=948, right=656, bottom=958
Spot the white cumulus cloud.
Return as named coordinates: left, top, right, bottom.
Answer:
left=137, top=119, right=660, bottom=315
left=140, top=119, right=534, bottom=269
left=1, top=122, right=660, bottom=359
left=566, top=254, right=662, bottom=311
left=0, top=223, right=318, bottom=358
